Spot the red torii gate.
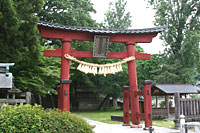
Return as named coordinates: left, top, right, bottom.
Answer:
left=38, top=22, right=166, bottom=127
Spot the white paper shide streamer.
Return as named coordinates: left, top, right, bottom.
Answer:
left=64, top=54, right=135, bottom=76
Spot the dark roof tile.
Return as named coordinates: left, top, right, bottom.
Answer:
left=152, top=84, right=200, bottom=94
left=38, top=21, right=167, bottom=34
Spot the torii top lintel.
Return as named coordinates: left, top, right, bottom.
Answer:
left=38, top=21, right=167, bottom=43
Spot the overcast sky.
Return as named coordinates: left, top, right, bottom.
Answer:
left=90, top=0, right=165, bottom=54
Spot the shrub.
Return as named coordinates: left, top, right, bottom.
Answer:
left=0, top=104, right=93, bottom=133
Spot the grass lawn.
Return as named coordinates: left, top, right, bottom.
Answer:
left=74, top=109, right=175, bottom=128
left=75, top=109, right=123, bottom=124
left=152, top=120, right=174, bottom=128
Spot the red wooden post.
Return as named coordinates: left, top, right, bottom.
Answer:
left=126, top=43, right=140, bottom=125
left=123, top=86, right=130, bottom=125
left=60, top=39, right=71, bottom=111
left=143, top=80, right=153, bottom=128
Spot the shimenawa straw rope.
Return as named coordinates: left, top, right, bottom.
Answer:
left=64, top=54, right=135, bottom=76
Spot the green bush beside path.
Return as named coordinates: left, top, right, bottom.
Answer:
left=0, top=105, right=93, bottom=133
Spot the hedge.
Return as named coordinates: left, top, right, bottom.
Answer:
left=0, top=104, right=93, bottom=133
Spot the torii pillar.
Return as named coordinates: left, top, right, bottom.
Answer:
left=126, top=42, right=140, bottom=124
left=59, top=39, right=71, bottom=111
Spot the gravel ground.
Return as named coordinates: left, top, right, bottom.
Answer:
left=85, top=119, right=181, bottom=133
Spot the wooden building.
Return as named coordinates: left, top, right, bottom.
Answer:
left=151, top=84, right=200, bottom=119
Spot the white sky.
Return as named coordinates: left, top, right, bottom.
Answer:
left=90, top=0, right=165, bottom=54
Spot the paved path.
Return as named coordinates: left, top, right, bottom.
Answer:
left=86, top=119, right=181, bottom=133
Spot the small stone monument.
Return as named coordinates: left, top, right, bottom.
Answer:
left=0, top=63, right=31, bottom=106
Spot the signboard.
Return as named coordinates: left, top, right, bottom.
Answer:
left=93, top=35, right=109, bottom=58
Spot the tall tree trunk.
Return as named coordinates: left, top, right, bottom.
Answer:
left=113, top=96, right=118, bottom=107
left=38, top=94, right=42, bottom=105
left=97, top=94, right=111, bottom=110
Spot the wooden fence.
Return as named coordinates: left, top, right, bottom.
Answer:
left=0, top=92, right=31, bottom=106
left=180, top=98, right=200, bottom=121
left=174, top=93, right=200, bottom=128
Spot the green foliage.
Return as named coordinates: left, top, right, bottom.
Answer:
left=147, top=0, right=200, bottom=84
left=0, top=104, right=93, bottom=133
left=38, top=0, right=96, bottom=27
left=95, top=63, right=129, bottom=95
left=136, top=54, right=162, bottom=87
left=152, top=62, right=197, bottom=84
left=0, top=0, right=46, bottom=94
left=104, top=0, right=132, bottom=29
left=189, top=94, right=200, bottom=98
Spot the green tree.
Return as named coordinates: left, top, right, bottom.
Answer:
left=104, top=0, right=131, bottom=29
left=136, top=54, right=163, bottom=87
left=0, top=0, right=46, bottom=94
left=148, top=0, right=200, bottom=83
left=38, top=0, right=96, bottom=27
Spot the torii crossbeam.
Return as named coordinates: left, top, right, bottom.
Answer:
left=38, top=21, right=166, bottom=126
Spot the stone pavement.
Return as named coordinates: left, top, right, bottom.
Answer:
left=85, top=119, right=181, bottom=133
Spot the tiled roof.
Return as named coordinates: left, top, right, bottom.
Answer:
left=38, top=21, right=167, bottom=34
left=152, top=84, right=200, bottom=94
